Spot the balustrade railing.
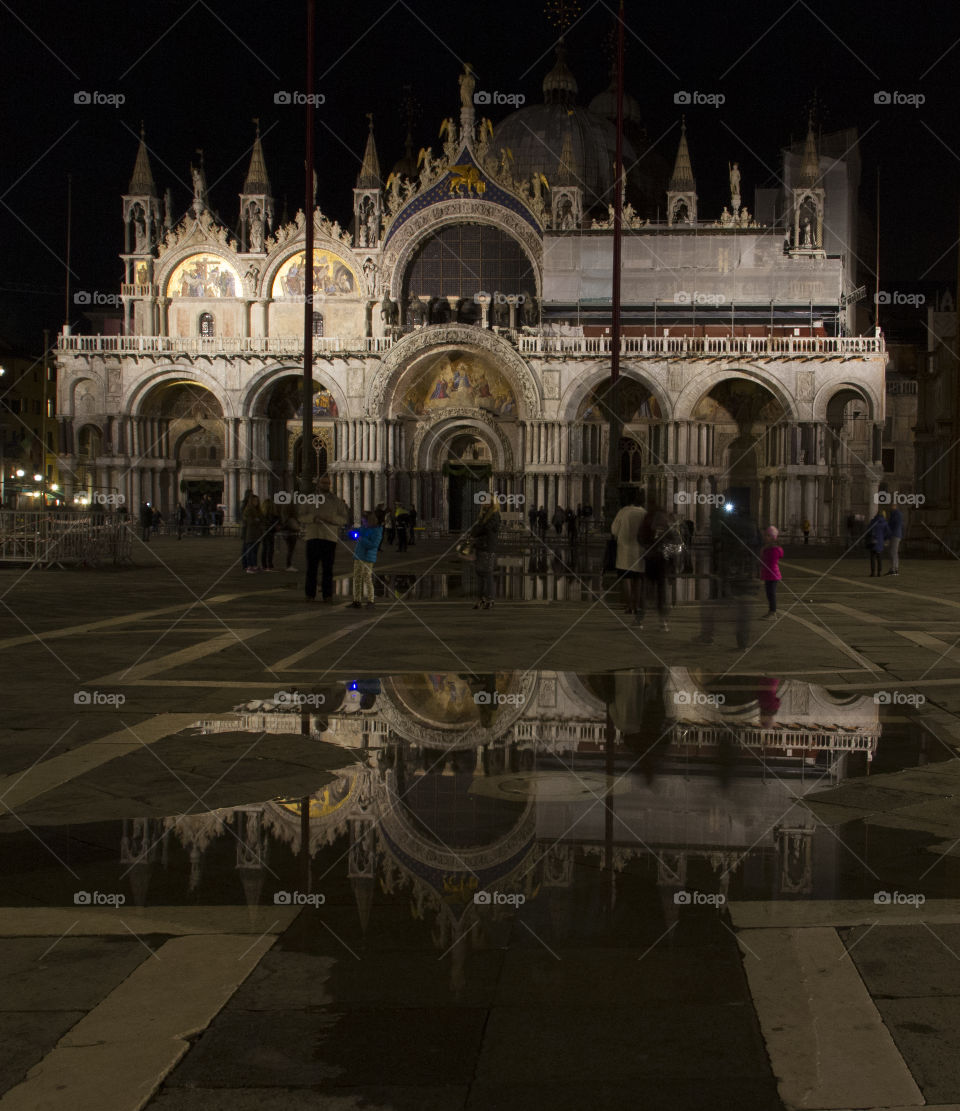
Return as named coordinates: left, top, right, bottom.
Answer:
left=0, top=511, right=132, bottom=566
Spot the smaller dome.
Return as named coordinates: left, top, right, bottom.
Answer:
left=589, top=80, right=644, bottom=126
left=391, top=132, right=419, bottom=180
left=543, top=42, right=578, bottom=106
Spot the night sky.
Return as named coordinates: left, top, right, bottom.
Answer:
left=2, top=0, right=959, bottom=351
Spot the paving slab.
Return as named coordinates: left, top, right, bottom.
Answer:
left=475, top=1003, right=770, bottom=1083
left=465, top=1080, right=782, bottom=1111
left=877, top=998, right=960, bottom=1105
left=738, top=927, right=922, bottom=1110
left=729, top=900, right=960, bottom=929
left=0, top=938, right=149, bottom=1011
left=843, top=924, right=960, bottom=998
left=0, top=1012, right=86, bottom=1099
left=0, top=933, right=277, bottom=1111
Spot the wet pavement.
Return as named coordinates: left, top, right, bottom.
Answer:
left=4, top=537, right=960, bottom=1109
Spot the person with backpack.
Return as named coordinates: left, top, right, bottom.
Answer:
left=610, top=488, right=646, bottom=615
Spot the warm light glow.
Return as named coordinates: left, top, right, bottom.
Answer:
left=51, top=483, right=59, bottom=491
left=15, top=469, right=24, bottom=477
left=33, top=474, right=43, bottom=482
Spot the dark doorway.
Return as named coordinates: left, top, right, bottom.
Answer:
left=446, top=462, right=491, bottom=531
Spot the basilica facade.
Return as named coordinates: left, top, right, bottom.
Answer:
left=56, top=54, right=886, bottom=537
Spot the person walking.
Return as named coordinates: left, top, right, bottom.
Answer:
left=866, top=509, right=890, bottom=577
left=537, top=506, right=548, bottom=538
left=407, top=505, right=418, bottom=546
left=552, top=505, right=565, bottom=537
left=304, top=475, right=349, bottom=602
left=528, top=506, right=537, bottom=533
left=886, top=505, right=903, bottom=575
left=760, top=526, right=784, bottom=618
left=241, top=494, right=264, bottom=573
left=259, top=497, right=280, bottom=571
left=384, top=506, right=395, bottom=546
left=610, top=489, right=647, bottom=615
left=698, top=504, right=761, bottom=647
left=565, top=507, right=578, bottom=544
left=139, top=502, right=152, bottom=543
left=636, top=500, right=679, bottom=632
left=469, top=496, right=501, bottom=610
left=350, top=511, right=383, bottom=608
left=802, top=518, right=811, bottom=545
left=175, top=503, right=187, bottom=540
left=280, top=505, right=300, bottom=571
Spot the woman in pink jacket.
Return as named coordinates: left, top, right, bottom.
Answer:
left=760, top=525, right=784, bottom=618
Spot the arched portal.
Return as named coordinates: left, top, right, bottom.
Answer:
left=249, top=375, right=339, bottom=494
left=688, top=377, right=787, bottom=530
left=139, top=381, right=224, bottom=515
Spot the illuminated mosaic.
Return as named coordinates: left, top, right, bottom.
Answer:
left=168, top=253, right=241, bottom=298
left=271, top=250, right=358, bottom=298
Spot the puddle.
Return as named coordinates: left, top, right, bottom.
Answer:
left=3, top=671, right=954, bottom=920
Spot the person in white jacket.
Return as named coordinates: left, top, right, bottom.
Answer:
left=610, top=489, right=647, bottom=615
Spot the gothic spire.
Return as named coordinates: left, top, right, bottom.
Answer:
left=798, top=115, right=820, bottom=188
left=243, top=118, right=272, bottom=195
left=669, top=117, right=695, bottom=191
left=128, top=124, right=157, bottom=196
left=357, top=113, right=381, bottom=188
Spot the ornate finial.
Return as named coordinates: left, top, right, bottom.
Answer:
left=366, top=111, right=374, bottom=132
left=252, top=116, right=260, bottom=136
left=140, top=120, right=145, bottom=140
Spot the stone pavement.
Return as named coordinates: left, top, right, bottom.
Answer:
left=3, top=535, right=960, bottom=1109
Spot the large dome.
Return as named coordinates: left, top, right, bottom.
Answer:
left=492, top=44, right=657, bottom=216
left=494, top=104, right=634, bottom=214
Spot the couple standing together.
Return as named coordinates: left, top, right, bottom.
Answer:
left=610, top=491, right=678, bottom=632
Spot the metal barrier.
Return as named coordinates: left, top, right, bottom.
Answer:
left=0, top=511, right=133, bottom=567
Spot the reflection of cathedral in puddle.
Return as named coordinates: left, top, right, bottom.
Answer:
left=122, top=671, right=880, bottom=978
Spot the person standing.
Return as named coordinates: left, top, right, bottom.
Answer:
left=469, top=497, right=500, bottom=610
left=565, top=507, right=578, bottom=544
left=866, top=509, right=890, bottom=577
left=886, top=505, right=903, bottom=575
left=241, top=494, right=263, bottom=573
left=552, top=505, right=565, bottom=537
left=760, top=526, right=784, bottom=618
left=350, top=511, right=383, bottom=608
left=610, top=489, right=646, bottom=615
left=175, top=503, right=187, bottom=540
left=636, top=501, right=678, bottom=633
left=537, top=506, right=548, bottom=538
left=528, top=506, right=537, bottom=533
left=802, top=518, right=811, bottom=544
left=408, top=504, right=418, bottom=546
left=395, top=503, right=409, bottom=553
left=304, top=476, right=349, bottom=602
left=139, top=502, right=152, bottom=543
left=259, top=497, right=280, bottom=571
left=280, top=505, right=300, bottom=571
